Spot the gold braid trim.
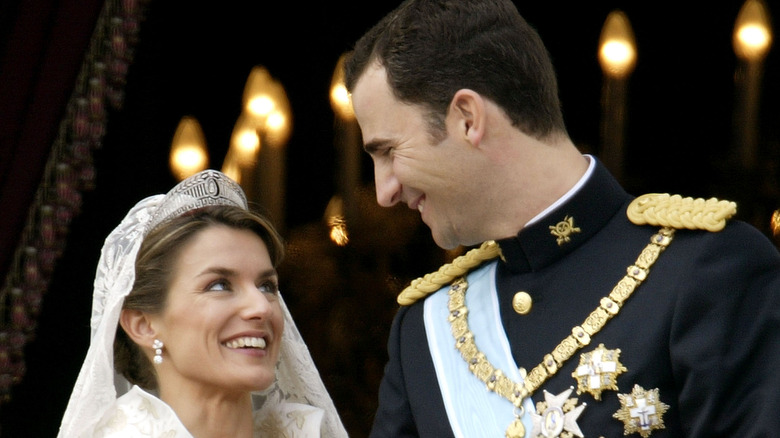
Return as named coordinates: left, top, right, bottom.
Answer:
left=627, top=193, right=737, bottom=232
left=399, top=192, right=735, bottom=305
left=397, top=241, right=503, bottom=306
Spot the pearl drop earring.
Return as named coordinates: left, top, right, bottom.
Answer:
left=153, top=339, right=164, bottom=364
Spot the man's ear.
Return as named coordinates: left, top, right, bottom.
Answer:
left=119, top=309, right=157, bottom=347
left=449, top=89, right=485, bottom=147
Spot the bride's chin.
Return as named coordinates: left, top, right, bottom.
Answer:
left=253, top=372, right=277, bottom=391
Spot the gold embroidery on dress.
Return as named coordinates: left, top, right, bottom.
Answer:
left=287, top=410, right=307, bottom=429
left=257, top=412, right=287, bottom=437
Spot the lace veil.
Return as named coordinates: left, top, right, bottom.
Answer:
left=58, top=170, right=348, bottom=437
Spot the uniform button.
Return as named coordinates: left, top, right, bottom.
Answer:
left=512, top=291, right=532, bottom=315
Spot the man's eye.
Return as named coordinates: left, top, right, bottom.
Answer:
left=369, top=145, right=392, bottom=158
left=258, top=280, right=279, bottom=295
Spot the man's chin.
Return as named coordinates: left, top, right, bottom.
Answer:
left=431, top=229, right=459, bottom=251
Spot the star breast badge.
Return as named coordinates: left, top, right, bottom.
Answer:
left=572, top=343, right=627, bottom=400
left=530, top=387, right=587, bottom=438
left=613, top=384, right=669, bottom=437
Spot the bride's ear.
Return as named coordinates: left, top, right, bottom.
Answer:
left=119, top=309, right=157, bottom=347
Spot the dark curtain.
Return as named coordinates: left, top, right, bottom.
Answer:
left=0, top=0, right=103, bottom=290
left=0, top=0, right=147, bottom=435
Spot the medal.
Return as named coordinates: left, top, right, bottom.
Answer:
left=438, top=229, right=674, bottom=438
left=613, top=384, right=669, bottom=437
left=505, top=417, right=525, bottom=438
left=530, top=387, right=586, bottom=438
left=572, top=343, right=626, bottom=400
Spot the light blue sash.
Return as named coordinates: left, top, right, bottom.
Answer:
left=424, top=261, right=535, bottom=437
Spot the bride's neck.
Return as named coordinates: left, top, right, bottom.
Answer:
left=160, top=385, right=255, bottom=438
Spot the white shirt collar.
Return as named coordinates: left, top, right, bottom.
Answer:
left=525, top=154, right=595, bottom=227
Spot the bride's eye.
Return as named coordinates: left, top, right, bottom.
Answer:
left=206, top=279, right=230, bottom=292
left=258, top=280, right=279, bottom=295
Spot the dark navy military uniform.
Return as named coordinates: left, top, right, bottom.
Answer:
left=369, top=161, right=780, bottom=437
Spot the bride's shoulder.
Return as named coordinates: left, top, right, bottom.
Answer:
left=92, top=386, right=191, bottom=438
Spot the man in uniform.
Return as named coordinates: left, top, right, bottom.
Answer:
left=344, top=0, right=780, bottom=437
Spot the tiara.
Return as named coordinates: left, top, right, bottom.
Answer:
left=144, top=170, right=248, bottom=235
left=90, top=169, right=247, bottom=334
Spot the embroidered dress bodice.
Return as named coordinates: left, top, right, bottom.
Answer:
left=91, top=385, right=324, bottom=437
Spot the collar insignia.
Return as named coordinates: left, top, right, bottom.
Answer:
left=531, top=387, right=587, bottom=438
left=613, top=384, right=669, bottom=437
left=572, top=343, right=627, bottom=400
left=549, top=215, right=581, bottom=246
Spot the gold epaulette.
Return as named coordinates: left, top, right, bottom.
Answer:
left=627, top=193, right=737, bottom=232
left=396, top=240, right=502, bottom=306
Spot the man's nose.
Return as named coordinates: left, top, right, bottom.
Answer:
left=374, top=163, right=401, bottom=207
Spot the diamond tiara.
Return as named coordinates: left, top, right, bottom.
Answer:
left=144, top=169, right=248, bottom=235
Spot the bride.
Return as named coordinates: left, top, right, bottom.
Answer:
left=58, top=170, right=348, bottom=437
